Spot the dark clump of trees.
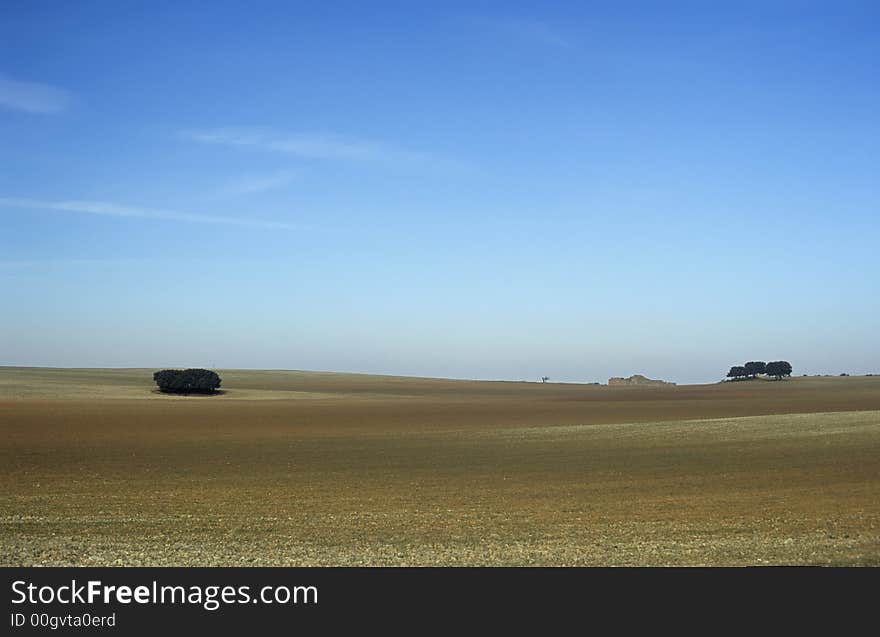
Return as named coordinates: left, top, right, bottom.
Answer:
left=744, top=361, right=766, bottom=377
left=765, top=361, right=792, bottom=380
left=153, top=369, right=221, bottom=394
left=727, top=360, right=792, bottom=381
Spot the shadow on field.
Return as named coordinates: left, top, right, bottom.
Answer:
left=150, top=389, right=228, bottom=397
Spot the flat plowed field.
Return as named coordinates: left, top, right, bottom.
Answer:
left=2, top=369, right=878, bottom=565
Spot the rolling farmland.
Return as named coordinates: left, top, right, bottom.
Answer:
left=2, top=368, right=878, bottom=565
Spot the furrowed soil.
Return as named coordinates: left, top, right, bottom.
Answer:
left=1, top=368, right=879, bottom=565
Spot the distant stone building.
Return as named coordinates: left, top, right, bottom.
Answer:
left=608, top=374, right=676, bottom=387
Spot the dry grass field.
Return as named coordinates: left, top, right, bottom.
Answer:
left=1, top=367, right=879, bottom=565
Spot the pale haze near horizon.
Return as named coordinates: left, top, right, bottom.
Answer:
left=1, top=2, right=878, bottom=385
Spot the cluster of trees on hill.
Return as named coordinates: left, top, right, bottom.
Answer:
left=153, top=369, right=221, bottom=394
left=727, top=361, right=792, bottom=381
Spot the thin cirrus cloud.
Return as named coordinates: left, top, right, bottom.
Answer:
left=184, top=128, right=434, bottom=164
left=0, top=197, right=298, bottom=230
left=223, top=170, right=298, bottom=196
left=0, top=73, right=71, bottom=113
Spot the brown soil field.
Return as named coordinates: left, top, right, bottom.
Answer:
left=1, top=368, right=879, bottom=565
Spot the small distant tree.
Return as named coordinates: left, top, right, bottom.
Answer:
left=744, top=361, right=766, bottom=378
left=727, top=366, right=748, bottom=381
left=765, top=361, right=792, bottom=380
left=153, top=369, right=221, bottom=394
left=541, top=376, right=549, bottom=383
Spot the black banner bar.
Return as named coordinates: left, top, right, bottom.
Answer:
left=3, top=567, right=876, bottom=633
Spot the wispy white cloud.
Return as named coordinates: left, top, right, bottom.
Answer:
left=0, top=197, right=297, bottom=230
left=223, top=170, right=297, bottom=196
left=498, top=19, right=572, bottom=49
left=0, top=73, right=71, bottom=113
left=184, top=128, right=433, bottom=163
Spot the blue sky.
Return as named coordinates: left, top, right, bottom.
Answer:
left=1, top=1, right=878, bottom=383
